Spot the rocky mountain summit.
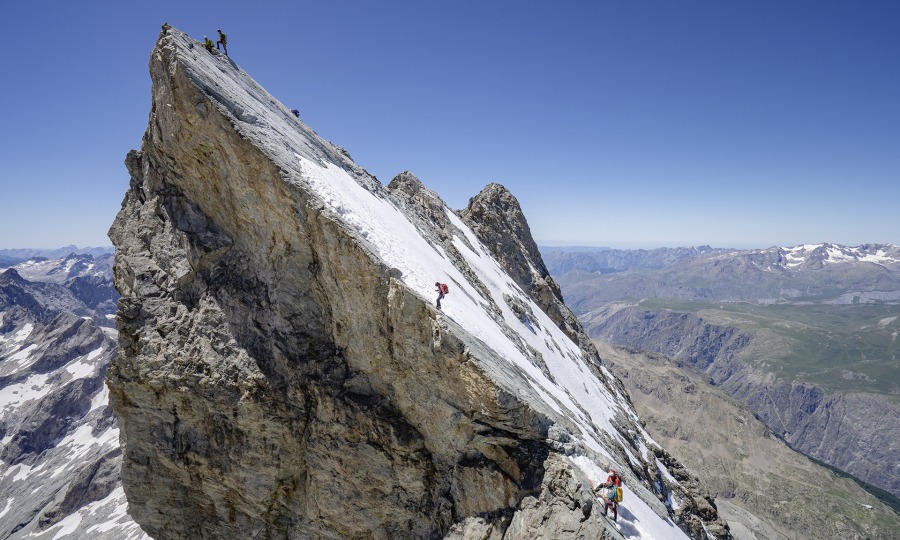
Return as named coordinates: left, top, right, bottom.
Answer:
left=105, top=25, right=731, bottom=539
left=0, top=255, right=147, bottom=539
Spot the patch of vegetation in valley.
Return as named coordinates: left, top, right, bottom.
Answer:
left=636, top=299, right=900, bottom=396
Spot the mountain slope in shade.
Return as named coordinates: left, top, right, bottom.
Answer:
left=105, top=25, right=732, bottom=540
left=0, top=259, right=147, bottom=539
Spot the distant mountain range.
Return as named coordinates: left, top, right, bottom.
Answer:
left=542, top=243, right=900, bottom=274
left=0, top=246, right=114, bottom=268
left=542, top=243, right=900, bottom=309
left=541, top=245, right=727, bottom=273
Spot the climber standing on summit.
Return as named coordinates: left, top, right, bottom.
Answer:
left=216, top=28, right=228, bottom=56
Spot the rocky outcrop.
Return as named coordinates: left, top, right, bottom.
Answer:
left=459, top=184, right=596, bottom=360
left=106, top=25, right=731, bottom=540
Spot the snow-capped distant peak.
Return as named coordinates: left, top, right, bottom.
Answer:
left=752, top=243, right=900, bottom=271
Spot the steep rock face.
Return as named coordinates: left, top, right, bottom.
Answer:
left=108, top=26, right=731, bottom=540
left=733, top=383, right=900, bottom=497
left=583, top=305, right=900, bottom=497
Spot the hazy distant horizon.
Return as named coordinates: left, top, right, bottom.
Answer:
left=535, top=240, right=874, bottom=251
left=3, top=239, right=897, bottom=255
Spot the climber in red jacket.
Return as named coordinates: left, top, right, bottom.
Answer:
left=593, top=469, right=622, bottom=521
left=435, top=282, right=448, bottom=310
left=600, top=469, right=622, bottom=488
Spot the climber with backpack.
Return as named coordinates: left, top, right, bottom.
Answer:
left=593, top=469, right=624, bottom=521
left=216, top=28, right=228, bottom=56
left=435, top=282, right=449, bottom=309
left=203, top=36, right=214, bottom=52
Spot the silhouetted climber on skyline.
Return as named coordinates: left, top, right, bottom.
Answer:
left=216, top=29, right=228, bottom=56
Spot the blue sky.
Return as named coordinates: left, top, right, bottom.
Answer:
left=1, top=1, right=898, bottom=249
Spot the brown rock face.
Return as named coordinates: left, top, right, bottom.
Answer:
left=108, top=25, right=730, bottom=540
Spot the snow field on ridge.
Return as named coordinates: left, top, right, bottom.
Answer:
left=573, top=455, right=689, bottom=540
left=295, top=156, right=670, bottom=536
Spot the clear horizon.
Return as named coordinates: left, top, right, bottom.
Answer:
left=5, top=240, right=898, bottom=255
left=2, top=1, right=898, bottom=250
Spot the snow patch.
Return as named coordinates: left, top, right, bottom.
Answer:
left=10, top=343, right=39, bottom=366
left=66, top=360, right=96, bottom=380
left=14, top=323, right=34, bottom=342
left=65, top=347, right=104, bottom=379
left=0, top=372, right=51, bottom=414
left=101, top=326, right=119, bottom=339
left=878, top=316, right=897, bottom=328
left=49, top=511, right=83, bottom=540
left=0, top=497, right=13, bottom=519
left=90, top=383, right=110, bottom=412
left=656, top=458, right=677, bottom=484
left=12, top=463, right=33, bottom=482
left=46, top=424, right=120, bottom=480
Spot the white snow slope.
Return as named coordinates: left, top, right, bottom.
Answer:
left=151, top=28, right=697, bottom=539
